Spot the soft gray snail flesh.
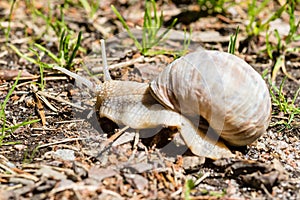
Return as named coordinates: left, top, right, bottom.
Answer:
left=54, top=40, right=271, bottom=160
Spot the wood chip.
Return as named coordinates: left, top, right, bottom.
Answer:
left=88, top=167, right=118, bottom=182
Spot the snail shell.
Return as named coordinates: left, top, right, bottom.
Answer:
left=150, top=50, right=271, bottom=146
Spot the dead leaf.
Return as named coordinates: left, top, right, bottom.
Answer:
left=134, top=62, right=162, bottom=81
left=240, top=170, right=280, bottom=191
left=182, top=156, right=206, bottom=171
left=225, top=160, right=268, bottom=177
left=88, top=167, right=117, bottom=182
left=223, top=159, right=288, bottom=191
left=35, top=166, right=67, bottom=180
left=123, top=162, right=153, bottom=174
left=34, top=93, right=46, bottom=126
left=124, top=174, right=148, bottom=190
left=31, top=84, right=46, bottom=127
left=0, top=69, right=34, bottom=80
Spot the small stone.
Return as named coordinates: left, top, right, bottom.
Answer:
left=14, top=144, right=27, bottom=151
left=53, top=149, right=75, bottom=161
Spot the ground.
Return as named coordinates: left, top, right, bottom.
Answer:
left=0, top=0, right=299, bottom=199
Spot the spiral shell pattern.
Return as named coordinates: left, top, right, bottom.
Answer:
left=150, top=50, right=271, bottom=146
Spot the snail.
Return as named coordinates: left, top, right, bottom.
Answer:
left=53, top=40, right=271, bottom=159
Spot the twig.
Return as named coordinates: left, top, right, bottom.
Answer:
left=49, top=183, right=99, bottom=196
left=282, top=63, right=300, bottom=84
left=91, top=56, right=145, bottom=73
left=97, top=126, right=130, bottom=157
left=54, top=119, right=85, bottom=124
left=34, top=91, right=46, bottom=126
left=261, top=183, right=274, bottom=199
left=37, top=91, right=86, bottom=110
left=36, top=93, right=58, bottom=112
left=0, top=170, right=40, bottom=182
left=31, top=127, right=57, bottom=131
left=0, top=163, right=16, bottom=174
left=38, top=138, right=86, bottom=149
left=15, top=76, right=68, bottom=88
left=194, top=172, right=210, bottom=187
left=104, top=126, right=130, bottom=146
left=171, top=188, right=182, bottom=198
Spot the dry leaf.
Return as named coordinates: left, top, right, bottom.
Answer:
left=88, top=167, right=117, bottom=182
left=124, top=174, right=148, bottom=190
left=0, top=69, right=34, bottom=80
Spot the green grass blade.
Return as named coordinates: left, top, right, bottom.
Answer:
left=111, top=5, right=142, bottom=51
left=261, top=3, right=286, bottom=30
left=60, top=4, right=64, bottom=25
left=184, top=179, right=195, bottom=200
left=149, top=18, right=178, bottom=48
left=278, top=77, right=287, bottom=113
left=152, top=0, right=158, bottom=26
left=228, top=26, right=239, bottom=54
left=79, top=0, right=92, bottom=14
left=1, top=71, right=21, bottom=135
left=34, top=43, right=60, bottom=64
left=291, top=86, right=300, bottom=106
left=4, top=119, right=40, bottom=133
left=8, top=44, right=37, bottom=64
left=59, top=29, right=66, bottom=58
left=63, top=34, right=71, bottom=62
left=265, top=31, right=273, bottom=59
left=271, top=54, right=284, bottom=82
left=5, top=0, right=16, bottom=41
left=67, top=31, right=82, bottom=68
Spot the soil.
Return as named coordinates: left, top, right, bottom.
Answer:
left=0, top=0, right=299, bottom=199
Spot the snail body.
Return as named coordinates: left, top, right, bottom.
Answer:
left=54, top=42, right=271, bottom=159
left=95, top=80, right=233, bottom=158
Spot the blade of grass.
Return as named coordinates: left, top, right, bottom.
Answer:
left=5, top=0, right=17, bottom=41
left=34, top=43, right=60, bottom=64
left=287, top=1, right=300, bottom=43
left=147, top=18, right=178, bottom=50
left=278, top=76, right=287, bottom=113
left=260, top=2, right=286, bottom=30
left=184, top=179, right=195, bottom=200
left=112, top=1, right=178, bottom=55
left=1, top=71, right=21, bottom=136
left=291, top=87, right=300, bottom=106
left=111, top=5, right=142, bottom=51
left=7, top=44, right=37, bottom=64
left=228, top=26, right=239, bottom=54
left=271, top=54, right=284, bottom=83
left=63, top=34, right=71, bottom=63
left=79, top=0, right=92, bottom=14
left=67, top=31, right=82, bottom=68
left=265, top=30, right=273, bottom=59
left=59, top=29, right=66, bottom=58
left=4, top=119, right=40, bottom=133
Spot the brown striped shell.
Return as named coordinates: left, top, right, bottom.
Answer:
left=150, top=50, right=271, bottom=146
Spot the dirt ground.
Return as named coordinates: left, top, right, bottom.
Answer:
left=0, top=0, right=299, bottom=199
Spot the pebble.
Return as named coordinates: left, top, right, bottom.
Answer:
left=53, top=149, right=76, bottom=161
